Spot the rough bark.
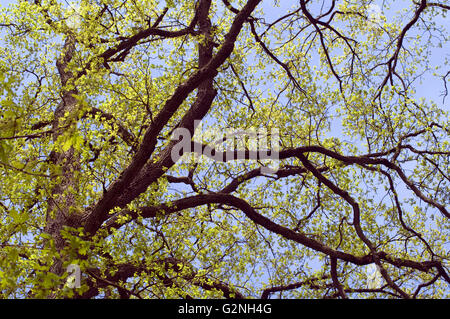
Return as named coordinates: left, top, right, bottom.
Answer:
left=45, top=35, right=82, bottom=280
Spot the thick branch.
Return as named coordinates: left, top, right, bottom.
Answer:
left=330, top=257, right=347, bottom=299
left=261, top=275, right=329, bottom=299
left=82, top=258, right=244, bottom=299
left=82, top=0, right=263, bottom=235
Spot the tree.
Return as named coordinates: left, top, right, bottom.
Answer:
left=0, top=0, right=448, bottom=299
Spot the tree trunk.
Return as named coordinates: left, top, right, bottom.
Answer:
left=44, top=35, right=81, bottom=286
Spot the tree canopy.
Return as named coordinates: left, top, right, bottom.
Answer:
left=0, top=0, right=449, bottom=299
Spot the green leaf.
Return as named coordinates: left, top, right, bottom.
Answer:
left=0, top=141, right=10, bottom=162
